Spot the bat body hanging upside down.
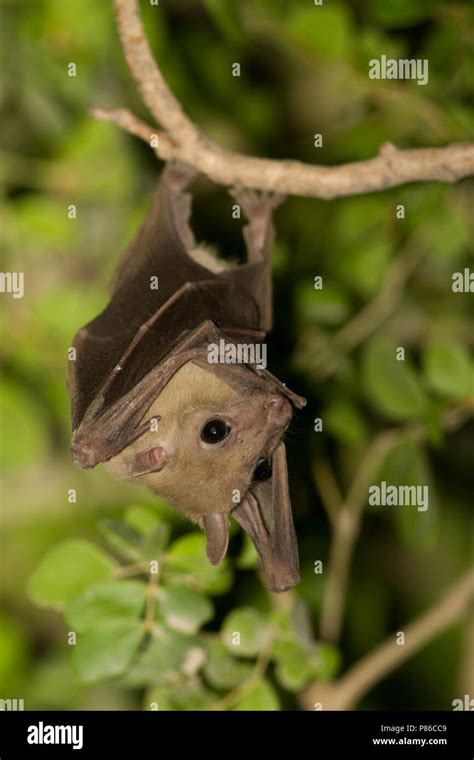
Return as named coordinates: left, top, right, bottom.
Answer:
left=68, top=164, right=306, bottom=592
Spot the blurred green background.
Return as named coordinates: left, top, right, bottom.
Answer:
left=0, top=0, right=473, bottom=711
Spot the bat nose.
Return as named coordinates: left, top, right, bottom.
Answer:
left=264, top=394, right=292, bottom=419
left=265, top=394, right=285, bottom=409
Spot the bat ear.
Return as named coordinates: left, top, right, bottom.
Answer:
left=203, top=513, right=229, bottom=565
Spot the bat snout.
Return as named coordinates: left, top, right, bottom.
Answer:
left=264, top=394, right=292, bottom=423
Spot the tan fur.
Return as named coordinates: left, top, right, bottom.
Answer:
left=104, top=361, right=291, bottom=524
left=189, top=245, right=233, bottom=273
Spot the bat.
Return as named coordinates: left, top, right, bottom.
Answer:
left=68, top=163, right=306, bottom=592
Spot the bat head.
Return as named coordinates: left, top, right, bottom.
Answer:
left=105, top=361, right=301, bottom=592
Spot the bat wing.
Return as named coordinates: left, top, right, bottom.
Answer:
left=108, top=162, right=198, bottom=296
left=68, top=164, right=262, bottom=439
left=68, top=166, right=304, bottom=474
left=220, top=190, right=284, bottom=332
left=232, top=442, right=300, bottom=592
left=68, top=164, right=213, bottom=423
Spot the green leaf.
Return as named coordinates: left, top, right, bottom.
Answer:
left=379, top=440, right=438, bottom=549
left=65, top=580, right=147, bottom=633
left=423, top=345, right=472, bottom=399
left=202, top=0, right=244, bottom=43
left=0, top=379, right=48, bottom=470
left=164, top=533, right=232, bottom=595
left=140, top=524, right=171, bottom=562
left=221, top=607, right=270, bottom=657
left=342, top=239, right=391, bottom=298
left=125, top=627, right=204, bottom=688
left=288, top=5, right=352, bottom=59
left=274, top=640, right=314, bottom=692
left=204, top=640, right=253, bottom=689
left=72, top=619, right=145, bottom=683
left=98, top=518, right=142, bottom=561
left=418, top=207, right=471, bottom=265
left=12, top=196, right=77, bottom=253
left=143, top=686, right=173, bottom=711
left=168, top=681, right=216, bottom=710
left=236, top=534, right=259, bottom=570
left=124, top=506, right=161, bottom=535
left=334, top=196, right=388, bottom=248
left=0, top=615, right=29, bottom=693
left=101, top=504, right=171, bottom=562
left=295, top=281, right=350, bottom=327
left=233, top=680, right=280, bottom=710
left=368, top=0, right=439, bottom=28
left=145, top=680, right=216, bottom=711
left=325, top=398, right=369, bottom=446
left=28, top=540, right=116, bottom=609
left=362, top=338, right=427, bottom=421
left=313, top=643, right=342, bottom=682
left=157, top=586, right=213, bottom=634
left=26, top=655, right=84, bottom=710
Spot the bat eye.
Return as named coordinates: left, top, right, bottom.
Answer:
left=201, top=419, right=231, bottom=444
left=253, top=457, right=272, bottom=482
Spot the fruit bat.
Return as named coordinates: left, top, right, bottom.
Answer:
left=68, top=163, right=306, bottom=592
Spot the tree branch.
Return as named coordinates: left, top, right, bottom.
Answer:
left=90, top=107, right=175, bottom=159
left=312, top=456, right=343, bottom=527
left=301, top=568, right=474, bottom=710
left=319, top=429, right=402, bottom=643
left=318, top=398, right=473, bottom=646
left=95, top=0, right=474, bottom=200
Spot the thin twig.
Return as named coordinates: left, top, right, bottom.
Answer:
left=319, top=429, right=403, bottom=643
left=93, top=0, right=474, bottom=200
left=211, top=634, right=274, bottom=711
left=318, top=401, right=472, bottom=644
left=114, top=560, right=149, bottom=578
left=312, top=237, right=425, bottom=381
left=90, top=107, right=174, bottom=158
left=312, top=457, right=343, bottom=527
left=144, top=567, right=160, bottom=633
left=333, top=241, right=425, bottom=353
left=302, top=568, right=474, bottom=710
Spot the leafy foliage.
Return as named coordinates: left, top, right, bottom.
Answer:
left=1, top=0, right=472, bottom=711
left=28, top=541, right=117, bottom=609
left=27, top=513, right=338, bottom=705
